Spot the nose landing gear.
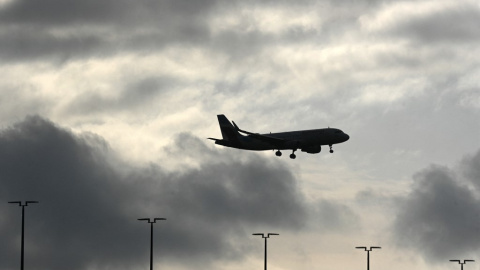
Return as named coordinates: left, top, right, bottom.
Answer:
left=275, top=150, right=282, bottom=157
left=329, top=144, right=334, bottom=153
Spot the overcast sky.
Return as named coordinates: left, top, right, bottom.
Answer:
left=1, top=0, right=480, bottom=270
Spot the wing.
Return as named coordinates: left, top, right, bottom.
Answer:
left=232, top=121, right=287, bottom=146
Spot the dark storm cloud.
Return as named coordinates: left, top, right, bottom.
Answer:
left=393, top=151, right=480, bottom=262
left=0, top=0, right=219, bottom=61
left=0, top=26, right=105, bottom=62
left=0, top=0, right=217, bottom=25
left=0, top=116, right=307, bottom=270
left=0, top=0, right=390, bottom=62
left=461, top=150, right=480, bottom=190
left=0, top=0, right=126, bottom=25
left=383, top=3, right=480, bottom=44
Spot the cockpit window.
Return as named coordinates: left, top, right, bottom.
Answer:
left=335, top=130, right=342, bottom=134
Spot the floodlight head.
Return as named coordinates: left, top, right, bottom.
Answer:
left=8, top=201, right=21, bottom=205
left=356, top=246, right=367, bottom=250
left=154, top=218, right=166, bottom=222
left=371, top=246, right=381, bottom=249
left=450, top=260, right=461, bottom=263
left=138, top=218, right=150, bottom=221
left=465, top=260, right=475, bottom=262
left=8, top=201, right=38, bottom=206
left=268, top=233, right=279, bottom=236
left=252, top=233, right=264, bottom=236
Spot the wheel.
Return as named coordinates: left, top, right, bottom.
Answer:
left=275, top=151, right=282, bottom=157
left=290, top=153, right=296, bottom=159
left=329, top=149, right=334, bottom=153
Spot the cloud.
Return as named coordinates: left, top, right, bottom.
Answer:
left=393, top=151, right=480, bottom=262
left=65, top=75, right=179, bottom=116
left=0, top=0, right=389, bottom=62
left=361, top=0, right=480, bottom=44
left=312, top=199, right=359, bottom=232
left=0, top=0, right=218, bottom=26
left=462, top=150, right=480, bottom=189
left=0, top=116, right=309, bottom=270
left=0, top=0, right=220, bottom=61
left=0, top=0, right=127, bottom=25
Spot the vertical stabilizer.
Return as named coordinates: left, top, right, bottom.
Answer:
left=217, top=115, right=241, bottom=142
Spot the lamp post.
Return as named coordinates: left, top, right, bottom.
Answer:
left=356, top=246, right=381, bottom=270
left=252, top=233, right=279, bottom=270
left=8, top=201, right=39, bottom=270
left=138, top=218, right=166, bottom=270
left=450, top=260, right=475, bottom=270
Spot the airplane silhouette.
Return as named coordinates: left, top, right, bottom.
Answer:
left=208, top=115, right=350, bottom=159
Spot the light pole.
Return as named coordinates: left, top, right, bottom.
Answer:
left=8, top=201, right=39, bottom=270
left=356, top=246, right=381, bottom=270
left=138, top=218, right=166, bottom=270
left=252, top=233, right=279, bottom=270
left=450, top=260, right=475, bottom=270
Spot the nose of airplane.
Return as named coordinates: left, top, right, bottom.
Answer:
left=343, top=133, right=350, bottom=142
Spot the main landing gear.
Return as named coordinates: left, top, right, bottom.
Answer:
left=277, top=147, right=334, bottom=158
left=290, top=149, right=297, bottom=159
left=275, top=150, right=296, bottom=159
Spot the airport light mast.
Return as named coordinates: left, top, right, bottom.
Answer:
left=356, top=246, right=381, bottom=270
left=450, top=260, right=475, bottom=270
left=138, top=218, right=166, bottom=270
left=8, top=201, right=39, bottom=270
left=252, top=233, right=279, bottom=270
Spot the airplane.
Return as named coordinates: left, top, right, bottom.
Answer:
left=208, top=114, right=350, bottom=159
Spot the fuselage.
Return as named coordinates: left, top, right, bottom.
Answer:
left=216, top=128, right=349, bottom=151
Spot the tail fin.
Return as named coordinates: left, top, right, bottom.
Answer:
left=217, top=114, right=241, bottom=141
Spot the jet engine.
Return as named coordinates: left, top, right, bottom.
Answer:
left=301, top=145, right=321, bottom=154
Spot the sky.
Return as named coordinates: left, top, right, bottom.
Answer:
left=0, top=0, right=480, bottom=270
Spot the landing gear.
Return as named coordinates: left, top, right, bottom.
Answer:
left=275, top=149, right=297, bottom=159
left=329, top=144, right=334, bottom=153
left=290, top=149, right=297, bottom=159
